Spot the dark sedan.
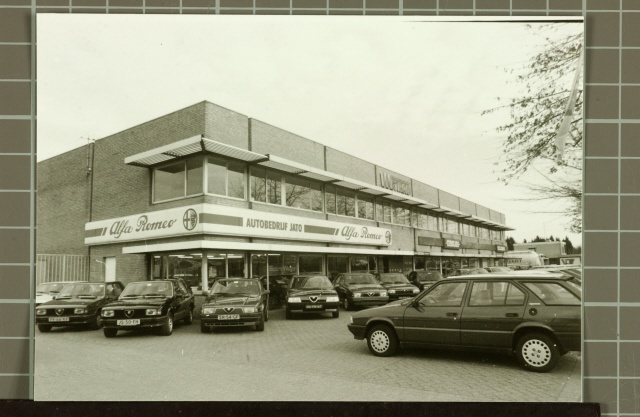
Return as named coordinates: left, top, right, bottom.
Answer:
left=333, top=273, right=389, bottom=311
left=408, top=270, right=444, bottom=291
left=200, top=278, right=269, bottom=333
left=101, top=279, right=194, bottom=337
left=374, top=273, right=420, bottom=301
left=347, top=273, right=581, bottom=372
left=285, top=275, right=340, bottom=319
left=35, top=281, right=125, bottom=332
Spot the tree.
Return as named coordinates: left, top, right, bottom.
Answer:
left=482, top=24, right=583, bottom=233
left=563, top=236, right=575, bottom=254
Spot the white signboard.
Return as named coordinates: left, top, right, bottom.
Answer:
left=85, top=203, right=392, bottom=246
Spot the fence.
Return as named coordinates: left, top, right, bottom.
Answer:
left=36, top=254, right=90, bottom=285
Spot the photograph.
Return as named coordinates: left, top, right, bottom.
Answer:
left=34, top=14, right=584, bottom=402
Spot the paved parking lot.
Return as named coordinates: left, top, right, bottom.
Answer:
left=35, top=302, right=581, bottom=402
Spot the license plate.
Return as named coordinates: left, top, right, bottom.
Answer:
left=117, top=319, right=140, bottom=326
left=305, top=304, right=323, bottom=309
left=49, top=317, right=69, bottom=322
left=217, top=314, right=240, bottom=320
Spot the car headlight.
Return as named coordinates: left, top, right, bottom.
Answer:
left=353, top=293, right=362, bottom=298
left=380, top=291, right=388, bottom=297
left=242, top=307, right=256, bottom=313
left=101, top=310, right=114, bottom=318
left=146, top=308, right=162, bottom=316
left=388, top=289, right=396, bottom=294
left=326, top=296, right=339, bottom=303
left=74, top=308, right=87, bottom=314
left=202, top=307, right=216, bottom=315
left=412, top=288, right=420, bottom=293
left=349, top=316, right=353, bottom=324
left=288, top=297, right=301, bottom=303
left=36, top=309, right=46, bottom=315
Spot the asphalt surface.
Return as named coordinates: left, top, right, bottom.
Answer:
left=35, top=301, right=581, bottom=402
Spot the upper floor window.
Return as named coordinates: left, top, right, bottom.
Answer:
left=153, top=158, right=203, bottom=202
left=357, top=195, right=374, bottom=220
left=444, top=217, right=459, bottom=234
left=207, top=157, right=245, bottom=199
left=251, top=167, right=281, bottom=205
left=413, top=210, right=439, bottom=231
left=375, top=199, right=392, bottom=223
left=285, top=175, right=322, bottom=212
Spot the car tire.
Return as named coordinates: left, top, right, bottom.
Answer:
left=184, top=307, right=193, bottom=325
left=89, top=313, right=102, bottom=330
left=255, top=312, right=265, bottom=332
left=367, top=324, right=398, bottom=357
left=344, top=297, right=353, bottom=311
left=515, top=332, right=560, bottom=373
left=264, top=303, right=269, bottom=322
left=103, top=328, right=117, bottom=338
left=38, top=325, right=52, bottom=333
left=332, top=310, right=339, bottom=318
left=285, top=307, right=292, bottom=320
left=160, top=312, right=174, bottom=336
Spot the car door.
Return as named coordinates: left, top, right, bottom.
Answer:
left=333, top=276, right=346, bottom=301
left=401, top=281, right=468, bottom=346
left=459, top=281, right=527, bottom=348
left=172, top=280, right=189, bottom=320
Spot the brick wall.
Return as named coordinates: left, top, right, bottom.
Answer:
left=89, top=244, right=147, bottom=284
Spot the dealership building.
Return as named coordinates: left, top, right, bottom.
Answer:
left=37, top=101, right=513, bottom=290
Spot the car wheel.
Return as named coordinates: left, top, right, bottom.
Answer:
left=332, top=310, right=339, bottom=318
left=38, top=325, right=52, bottom=333
left=344, top=297, right=353, bottom=311
left=255, top=311, right=265, bottom=332
left=515, top=332, right=560, bottom=373
left=285, top=307, right=292, bottom=320
left=184, top=308, right=193, bottom=325
left=367, top=324, right=398, bottom=357
left=264, top=304, right=269, bottom=322
left=89, top=313, right=102, bottom=330
left=103, top=328, right=117, bottom=338
left=160, top=312, right=174, bottom=336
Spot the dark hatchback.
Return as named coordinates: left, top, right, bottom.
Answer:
left=347, top=273, right=581, bottom=372
left=333, top=273, right=389, bottom=311
left=285, top=275, right=340, bottom=319
left=101, top=279, right=195, bottom=337
left=200, top=278, right=270, bottom=333
left=35, top=281, right=125, bottom=333
left=408, top=270, right=444, bottom=291
left=374, top=273, right=420, bottom=301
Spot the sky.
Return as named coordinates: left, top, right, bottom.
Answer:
left=36, top=15, right=584, bottom=246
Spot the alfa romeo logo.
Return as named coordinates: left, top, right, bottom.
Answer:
left=124, top=310, right=134, bottom=318
left=224, top=307, right=234, bottom=313
left=55, top=308, right=64, bottom=316
left=385, top=231, right=392, bottom=244
left=183, top=209, right=198, bottom=231
left=309, top=296, right=318, bottom=303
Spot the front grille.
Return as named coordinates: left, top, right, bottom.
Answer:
left=112, top=308, right=147, bottom=319
left=361, top=292, right=380, bottom=297
left=42, top=308, right=73, bottom=316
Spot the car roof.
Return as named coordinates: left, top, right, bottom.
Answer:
left=446, top=273, right=571, bottom=281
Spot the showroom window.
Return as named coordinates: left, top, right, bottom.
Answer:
left=153, top=158, right=203, bottom=202
left=207, top=157, right=245, bottom=199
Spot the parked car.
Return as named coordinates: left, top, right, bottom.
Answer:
left=485, top=266, right=514, bottom=273
left=35, top=281, right=87, bottom=306
left=100, top=278, right=194, bottom=337
left=408, top=270, right=444, bottom=291
left=347, top=273, right=581, bottom=372
left=201, top=278, right=270, bottom=333
left=285, top=275, right=340, bottom=319
left=448, top=268, right=488, bottom=277
left=260, top=274, right=293, bottom=309
left=333, top=273, right=389, bottom=311
left=35, top=281, right=124, bottom=332
left=374, top=273, right=420, bottom=301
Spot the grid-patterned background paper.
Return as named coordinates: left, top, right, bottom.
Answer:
left=0, top=0, right=634, bottom=413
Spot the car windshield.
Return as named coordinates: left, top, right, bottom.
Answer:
left=290, top=276, right=333, bottom=290
left=56, top=283, right=104, bottom=299
left=120, top=281, right=172, bottom=298
left=416, top=271, right=443, bottom=281
left=378, top=274, right=410, bottom=284
left=344, top=275, right=376, bottom=285
left=211, top=280, right=261, bottom=296
left=35, top=282, right=69, bottom=294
